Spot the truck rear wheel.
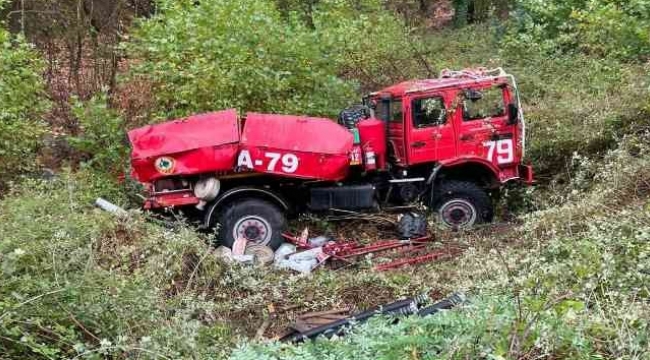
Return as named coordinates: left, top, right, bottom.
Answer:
left=433, top=181, right=493, bottom=229
left=211, top=198, right=286, bottom=250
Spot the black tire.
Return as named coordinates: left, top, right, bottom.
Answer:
left=432, top=181, right=493, bottom=229
left=208, top=198, right=286, bottom=250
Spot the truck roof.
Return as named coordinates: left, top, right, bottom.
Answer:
left=371, top=68, right=511, bottom=98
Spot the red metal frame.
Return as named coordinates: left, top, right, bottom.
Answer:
left=281, top=232, right=449, bottom=271
left=144, top=190, right=199, bottom=209
left=373, top=250, right=450, bottom=271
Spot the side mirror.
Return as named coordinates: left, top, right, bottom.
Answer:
left=507, top=103, right=519, bottom=125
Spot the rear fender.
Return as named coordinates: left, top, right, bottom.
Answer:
left=203, top=187, right=289, bottom=228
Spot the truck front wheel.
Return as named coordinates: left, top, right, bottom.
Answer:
left=210, top=198, right=287, bottom=250
left=433, top=181, right=493, bottom=229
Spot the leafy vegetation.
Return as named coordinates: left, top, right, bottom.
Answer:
left=68, top=93, right=129, bottom=176
left=508, top=0, right=650, bottom=61
left=0, top=23, right=49, bottom=182
left=0, top=171, right=234, bottom=358
left=127, top=0, right=410, bottom=119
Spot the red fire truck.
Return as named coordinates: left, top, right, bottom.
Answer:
left=128, top=68, right=533, bottom=249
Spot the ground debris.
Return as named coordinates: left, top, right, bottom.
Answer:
left=279, top=293, right=465, bottom=343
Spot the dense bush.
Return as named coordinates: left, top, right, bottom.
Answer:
left=508, top=0, right=650, bottom=61
left=508, top=54, right=649, bottom=180
left=127, top=0, right=417, bottom=120
left=68, top=92, right=129, bottom=176
left=128, top=0, right=351, bottom=119
left=282, top=0, right=425, bottom=92
left=0, top=24, right=49, bottom=183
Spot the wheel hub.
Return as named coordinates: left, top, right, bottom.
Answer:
left=449, top=209, right=466, bottom=222
left=243, top=225, right=261, bottom=240
left=439, top=199, right=477, bottom=228
left=233, top=216, right=272, bottom=245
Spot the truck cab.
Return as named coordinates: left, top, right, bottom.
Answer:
left=368, top=68, right=533, bottom=227
left=371, top=68, right=527, bottom=176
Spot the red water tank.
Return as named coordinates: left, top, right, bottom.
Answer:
left=357, top=118, right=386, bottom=170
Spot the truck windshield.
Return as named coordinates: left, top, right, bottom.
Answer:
left=463, top=87, right=505, bottom=121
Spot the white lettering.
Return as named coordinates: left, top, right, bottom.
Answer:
left=265, top=152, right=282, bottom=171
left=281, top=153, right=299, bottom=173
left=237, top=150, right=253, bottom=169
left=237, top=150, right=301, bottom=173
left=484, top=139, right=514, bottom=164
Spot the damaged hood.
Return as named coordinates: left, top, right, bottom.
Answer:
left=127, top=109, right=240, bottom=160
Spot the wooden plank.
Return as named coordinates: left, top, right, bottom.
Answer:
left=298, top=308, right=349, bottom=319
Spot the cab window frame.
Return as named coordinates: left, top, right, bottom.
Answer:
left=389, top=98, right=403, bottom=123
left=411, top=95, right=447, bottom=128
left=462, top=86, right=506, bottom=122
left=373, top=97, right=403, bottom=123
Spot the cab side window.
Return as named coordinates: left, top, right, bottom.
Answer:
left=390, top=99, right=403, bottom=123
left=462, top=87, right=505, bottom=121
left=412, top=96, right=446, bottom=128
left=376, top=99, right=404, bottom=123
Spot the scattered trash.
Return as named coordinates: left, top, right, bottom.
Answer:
left=282, top=259, right=316, bottom=274
left=282, top=247, right=323, bottom=274
left=281, top=293, right=465, bottom=343
left=288, top=246, right=323, bottom=261
left=397, top=212, right=427, bottom=239
left=245, top=244, right=275, bottom=267
left=214, top=246, right=234, bottom=262
left=308, top=235, right=331, bottom=247
left=289, top=308, right=350, bottom=333
left=273, top=211, right=464, bottom=274
left=299, top=227, right=309, bottom=244
left=282, top=231, right=438, bottom=271
left=273, top=243, right=326, bottom=274
left=232, top=237, right=248, bottom=256
left=223, top=211, right=458, bottom=275
left=274, top=243, right=297, bottom=262
left=216, top=243, right=274, bottom=266
left=373, top=248, right=459, bottom=271
left=232, top=254, right=255, bottom=264
left=95, top=198, right=128, bottom=217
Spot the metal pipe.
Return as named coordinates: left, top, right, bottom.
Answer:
left=95, top=198, right=128, bottom=217
left=417, top=293, right=465, bottom=316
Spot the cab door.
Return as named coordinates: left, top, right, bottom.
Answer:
left=455, top=85, right=518, bottom=167
left=384, top=98, right=407, bottom=166
left=406, top=93, right=456, bottom=165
